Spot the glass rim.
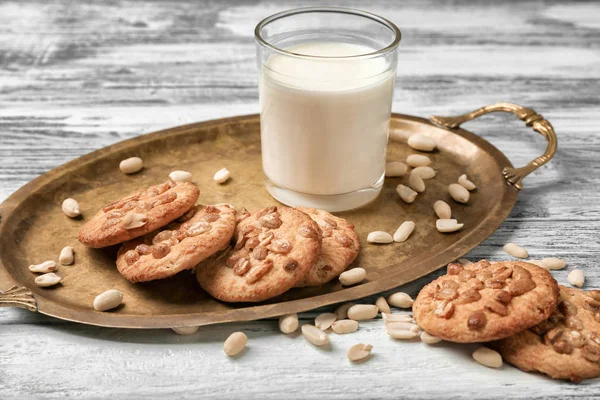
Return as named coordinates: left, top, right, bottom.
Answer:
left=254, top=6, right=401, bottom=60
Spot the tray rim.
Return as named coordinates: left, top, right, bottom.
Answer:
left=0, top=113, right=518, bottom=329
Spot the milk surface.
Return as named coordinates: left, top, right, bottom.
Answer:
left=260, top=42, right=395, bottom=196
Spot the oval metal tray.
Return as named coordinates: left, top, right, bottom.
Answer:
left=0, top=104, right=557, bottom=328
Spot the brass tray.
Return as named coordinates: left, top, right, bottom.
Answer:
left=0, top=103, right=556, bottom=329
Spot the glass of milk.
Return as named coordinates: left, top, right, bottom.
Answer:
left=255, top=7, right=401, bottom=212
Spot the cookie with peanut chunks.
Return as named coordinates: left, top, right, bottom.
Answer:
left=494, top=286, right=600, bottom=382
left=295, top=207, right=360, bottom=287
left=116, top=204, right=236, bottom=282
left=413, top=260, right=559, bottom=343
left=196, top=206, right=322, bottom=302
left=78, top=180, right=200, bottom=248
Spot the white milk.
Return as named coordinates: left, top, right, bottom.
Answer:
left=259, top=42, right=396, bottom=199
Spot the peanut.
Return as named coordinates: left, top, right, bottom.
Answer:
left=433, top=200, right=451, bottom=219
left=168, top=170, right=193, bottom=182
left=347, top=304, right=379, bottom=321
left=331, top=319, right=359, bottom=334
left=393, top=221, right=415, bottom=243
left=568, top=269, right=585, bottom=287
left=29, top=260, right=57, bottom=273
left=472, top=347, right=503, bottom=368
left=279, top=313, right=299, bottom=334
left=35, top=273, right=61, bottom=287
left=93, top=289, right=123, bottom=311
left=224, top=332, right=247, bottom=356
left=396, top=184, right=418, bottom=203
left=407, top=134, right=437, bottom=152
left=458, top=174, right=477, bottom=190
left=503, top=243, right=529, bottom=259
left=375, top=296, right=391, bottom=314
left=301, top=324, right=329, bottom=346
left=315, top=313, right=337, bottom=330
left=367, top=231, right=393, bottom=244
left=61, top=198, right=81, bottom=218
left=406, top=154, right=431, bottom=167
left=385, top=162, right=408, bottom=177
left=339, top=268, right=367, bottom=286
left=172, top=326, right=199, bottom=335
left=119, top=157, right=143, bottom=174
left=448, top=183, right=470, bottom=203
left=436, top=219, right=464, bottom=233
left=387, top=292, right=414, bottom=308
left=59, top=246, right=74, bottom=265
left=213, top=168, right=230, bottom=184
left=347, top=344, right=373, bottom=362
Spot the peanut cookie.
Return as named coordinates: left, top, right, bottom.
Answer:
left=78, top=180, right=200, bottom=248
left=295, top=207, right=360, bottom=287
left=196, top=206, right=322, bottom=302
left=495, top=286, right=600, bottom=382
left=413, top=260, right=559, bottom=343
left=116, top=204, right=236, bottom=283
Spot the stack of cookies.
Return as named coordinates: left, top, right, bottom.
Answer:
left=78, top=180, right=360, bottom=302
left=412, top=259, right=600, bottom=382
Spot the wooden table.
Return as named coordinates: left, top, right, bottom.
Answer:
left=1, top=0, right=599, bottom=398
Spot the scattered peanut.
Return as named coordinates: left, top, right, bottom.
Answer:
left=420, top=331, right=443, bottom=344
left=213, top=168, right=230, bottom=184
left=375, top=296, right=392, bottom=314
left=59, top=246, right=74, bottom=265
left=393, top=221, right=415, bottom=243
left=411, top=166, right=436, bottom=180
left=331, top=319, right=359, bottom=334
left=386, top=324, right=419, bottom=340
left=385, top=162, right=408, bottom=177
left=436, top=219, right=464, bottom=233
left=568, top=269, right=585, bottom=287
left=542, top=257, right=567, bottom=270
left=61, top=198, right=81, bottom=218
left=458, top=174, right=477, bottom=190
left=122, top=213, right=148, bottom=229
left=408, top=172, right=426, bottom=193
left=367, top=231, right=393, bottom=244
left=29, top=260, right=57, bottom=273
left=172, top=326, right=199, bottom=335
left=279, top=313, right=299, bottom=334
left=387, top=292, right=414, bottom=308
left=93, top=289, right=123, bottom=311
left=168, top=170, right=193, bottom=182
left=335, top=303, right=356, bottom=320
left=407, top=134, right=437, bottom=152
left=472, top=347, right=503, bottom=368
left=315, top=313, right=337, bottom=330
left=448, top=183, right=470, bottom=203
left=35, top=273, right=61, bottom=287
left=382, top=313, right=414, bottom=324
left=406, top=154, right=431, bottom=167
left=339, top=268, right=367, bottom=286
left=396, top=184, right=418, bottom=203
left=224, top=332, right=247, bottom=356
left=347, top=304, right=379, bottom=321
left=458, top=258, right=473, bottom=266
left=386, top=321, right=419, bottom=333
left=301, top=324, right=329, bottom=346
left=433, top=200, right=451, bottom=219
left=347, top=343, right=373, bottom=362
left=503, top=243, right=529, bottom=259
left=119, top=157, right=143, bottom=174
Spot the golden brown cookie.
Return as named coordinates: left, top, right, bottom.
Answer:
left=196, top=206, right=322, bottom=302
left=78, top=180, right=200, bottom=248
left=413, top=260, right=559, bottom=343
left=494, top=286, right=600, bottom=382
left=116, top=204, right=236, bottom=283
left=295, top=207, right=359, bottom=287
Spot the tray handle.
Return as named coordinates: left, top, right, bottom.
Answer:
left=0, top=285, right=37, bottom=312
left=430, top=102, right=557, bottom=190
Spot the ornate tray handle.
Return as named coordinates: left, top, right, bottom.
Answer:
left=0, top=286, right=37, bottom=312
left=430, top=102, right=557, bottom=190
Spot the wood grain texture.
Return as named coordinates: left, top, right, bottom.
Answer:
left=1, top=0, right=599, bottom=398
